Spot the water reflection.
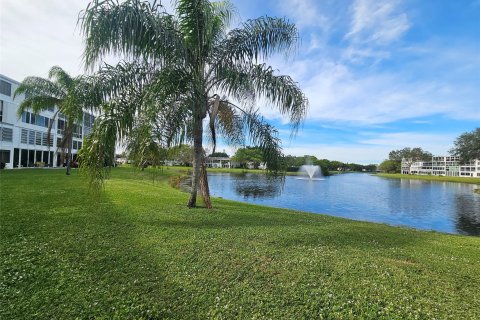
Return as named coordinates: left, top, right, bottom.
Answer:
left=208, top=172, right=480, bottom=236
left=455, top=194, right=480, bottom=235
left=232, top=173, right=285, bottom=199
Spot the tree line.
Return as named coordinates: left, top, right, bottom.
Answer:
left=121, top=144, right=378, bottom=175
left=220, top=147, right=378, bottom=174
left=378, top=128, right=480, bottom=173
left=228, top=147, right=377, bottom=173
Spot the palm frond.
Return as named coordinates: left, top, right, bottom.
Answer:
left=126, top=120, right=165, bottom=168
left=89, top=61, right=155, bottom=101
left=78, top=109, right=119, bottom=191
left=16, top=96, right=62, bottom=117
left=213, top=62, right=308, bottom=131
left=79, top=0, right=183, bottom=68
left=242, top=109, right=282, bottom=171
left=206, top=97, right=244, bottom=153
left=176, top=0, right=235, bottom=66
left=218, top=16, right=298, bottom=64
left=14, top=77, right=64, bottom=116
left=48, top=66, right=74, bottom=91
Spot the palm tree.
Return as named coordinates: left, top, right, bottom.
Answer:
left=14, top=66, right=95, bottom=175
left=79, top=0, right=308, bottom=207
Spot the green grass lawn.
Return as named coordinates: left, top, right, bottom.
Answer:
left=377, top=173, right=480, bottom=185
left=1, top=168, right=479, bottom=319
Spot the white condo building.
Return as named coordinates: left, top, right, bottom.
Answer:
left=401, top=156, right=480, bottom=178
left=0, top=74, right=95, bottom=169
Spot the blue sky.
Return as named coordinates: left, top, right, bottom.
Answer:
left=1, top=0, right=479, bottom=163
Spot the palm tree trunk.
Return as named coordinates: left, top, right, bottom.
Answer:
left=66, top=136, right=72, bottom=176
left=188, top=116, right=203, bottom=208
left=199, top=160, right=212, bottom=209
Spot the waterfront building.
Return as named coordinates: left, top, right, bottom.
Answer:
left=0, top=74, right=95, bottom=169
left=401, top=156, right=480, bottom=178
left=205, top=156, right=232, bottom=168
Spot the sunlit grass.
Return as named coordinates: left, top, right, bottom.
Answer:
left=1, top=168, right=479, bottom=319
left=377, top=173, right=480, bottom=185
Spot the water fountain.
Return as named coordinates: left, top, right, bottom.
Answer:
left=298, top=162, right=324, bottom=180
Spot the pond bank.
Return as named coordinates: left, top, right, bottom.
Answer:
left=376, top=173, right=480, bottom=185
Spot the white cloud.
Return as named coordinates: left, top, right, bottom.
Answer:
left=261, top=48, right=480, bottom=125
left=278, top=0, right=329, bottom=30
left=342, top=0, right=410, bottom=63
left=359, top=132, right=456, bottom=150
left=346, top=0, right=410, bottom=45
left=341, top=46, right=390, bottom=65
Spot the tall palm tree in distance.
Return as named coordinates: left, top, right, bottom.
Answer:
left=79, top=0, right=308, bottom=207
left=14, top=66, right=94, bottom=175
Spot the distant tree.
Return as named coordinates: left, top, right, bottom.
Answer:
left=389, top=147, right=432, bottom=162
left=316, top=159, right=331, bottom=170
left=328, top=160, right=345, bottom=171
left=232, top=147, right=264, bottom=169
left=282, top=155, right=302, bottom=168
left=346, top=163, right=363, bottom=171
left=388, top=147, right=432, bottom=172
left=378, top=160, right=401, bottom=173
left=168, top=145, right=194, bottom=166
left=126, top=123, right=168, bottom=169
left=450, top=128, right=480, bottom=162
left=209, top=152, right=229, bottom=158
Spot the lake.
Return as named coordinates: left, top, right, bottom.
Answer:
left=207, top=172, right=480, bottom=236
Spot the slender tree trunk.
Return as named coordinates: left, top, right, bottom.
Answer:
left=188, top=116, right=204, bottom=208
left=66, top=136, right=72, bottom=176
left=199, top=160, right=212, bottom=209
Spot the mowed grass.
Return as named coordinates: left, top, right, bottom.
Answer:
left=1, top=168, right=479, bottom=319
left=377, top=173, right=480, bottom=185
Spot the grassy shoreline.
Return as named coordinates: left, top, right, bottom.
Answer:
left=1, top=168, right=479, bottom=319
left=376, top=173, right=480, bottom=185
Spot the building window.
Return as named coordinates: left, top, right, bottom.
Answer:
left=21, top=129, right=28, bottom=144
left=0, top=127, right=13, bottom=142
left=0, top=150, right=10, bottom=163
left=13, top=148, right=19, bottom=167
left=42, top=133, right=49, bottom=146
left=83, top=113, right=95, bottom=128
left=28, top=130, right=35, bottom=144
left=73, top=124, right=82, bottom=139
left=0, top=80, right=12, bottom=97
left=0, top=100, right=3, bottom=122
left=35, top=131, right=42, bottom=146
left=57, top=119, right=65, bottom=134
left=72, top=140, right=83, bottom=150
left=21, top=111, right=52, bottom=128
